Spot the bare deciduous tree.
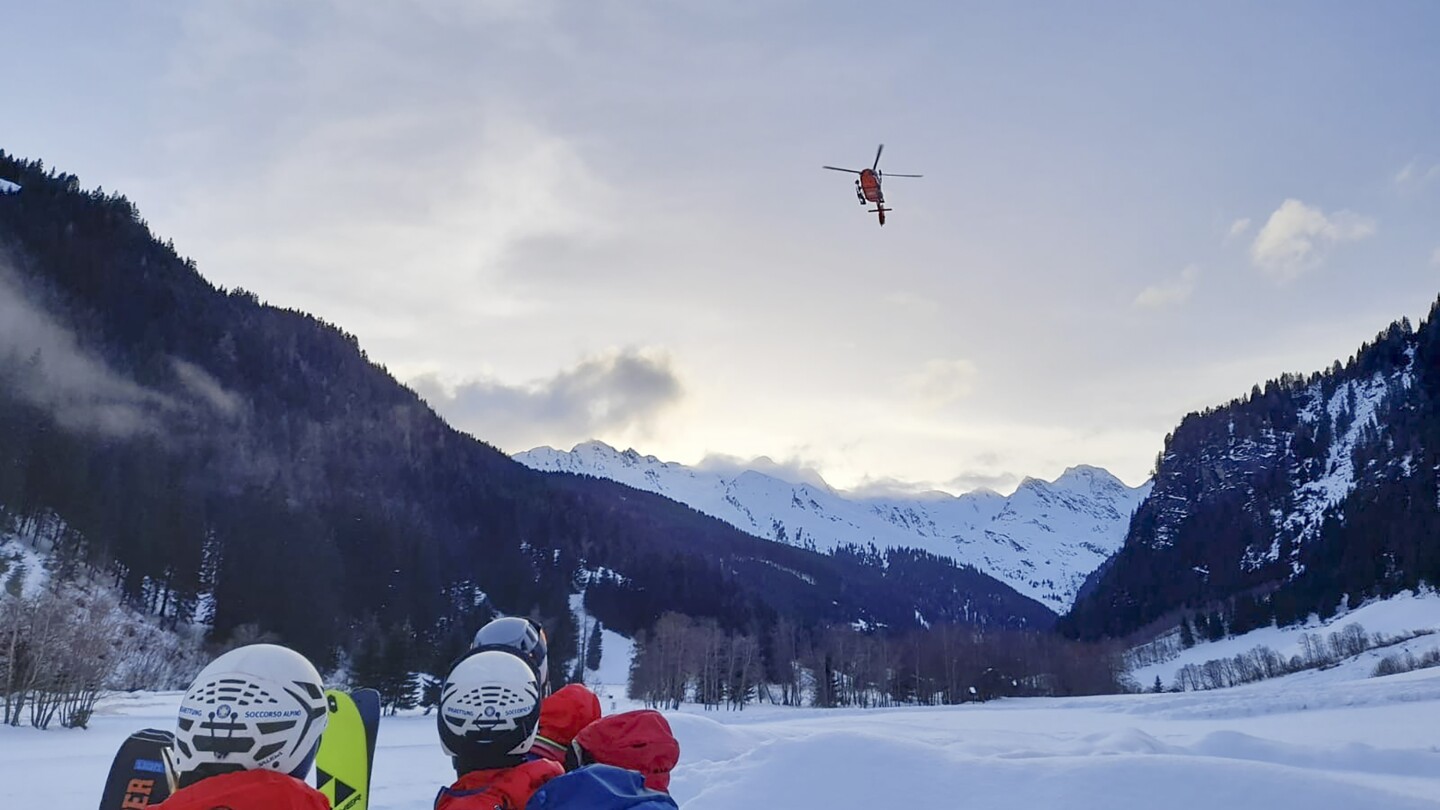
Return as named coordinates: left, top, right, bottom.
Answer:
left=0, top=580, right=205, bottom=730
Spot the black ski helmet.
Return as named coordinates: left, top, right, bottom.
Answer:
left=437, top=649, right=542, bottom=774
left=472, top=616, right=549, bottom=694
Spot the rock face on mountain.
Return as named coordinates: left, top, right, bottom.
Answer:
left=1064, top=309, right=1440, bottom=641
left=518, top=443, right=1151, bottom=611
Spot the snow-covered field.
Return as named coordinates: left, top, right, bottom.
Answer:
left=6, top=664, right=1439, bottom=809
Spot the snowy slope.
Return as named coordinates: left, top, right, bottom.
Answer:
left=517, top=441, right=1151, bottom=610
left=1130, top=589, right=1440, bottom=689
left=0, top=178, right=20, bottom=194
left=0, top=520, right=206, bottom=690
left=567, top=588, right=635, bottom=704
left=14, top=665, right=1440, bottom=809
left=0, top=530, right=51, bottom=598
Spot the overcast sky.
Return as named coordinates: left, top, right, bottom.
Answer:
left=5, top=1, right=1439, bottom=494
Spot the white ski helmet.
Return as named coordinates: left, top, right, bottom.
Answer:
left=471, top=616, right=549, bottom=694
left=438, top=649, right=542, bottom=772
left=173, top=643, right=329, bottom=784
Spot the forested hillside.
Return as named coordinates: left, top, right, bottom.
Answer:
left=1064, top=305, right=1440, bottom=642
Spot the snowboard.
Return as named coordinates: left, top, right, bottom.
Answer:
left=315, top=688, right=381, bottom=810
left=97, top=728, right=176, bottom=810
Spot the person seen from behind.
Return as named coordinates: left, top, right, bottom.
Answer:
left=434, top=648, right=562, bottom=810
left=155, top=643, right=331, bottom=810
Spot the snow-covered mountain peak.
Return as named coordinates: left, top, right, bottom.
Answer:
left=958, top=486, right=1006, bottom=503
left=574, top=439, right=638, bottom=462
left=515, top=442, right=1152, bottom=611
left=1057, top=464, right=1121, bottom=486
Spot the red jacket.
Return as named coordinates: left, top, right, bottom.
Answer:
left=434, top=759, right=564, bottom=810
left=573, top=710, right=680, bottom=793
left=531, top=684, right=602, bottom=763
left=153, top=770, right=330, bottom=810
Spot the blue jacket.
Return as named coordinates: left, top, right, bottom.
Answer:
left=525, top=765, right=677, bottom=810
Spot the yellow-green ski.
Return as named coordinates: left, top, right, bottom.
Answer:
left=315, top=689, right=379, bottom=810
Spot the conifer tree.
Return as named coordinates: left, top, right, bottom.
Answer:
left=585, top=620, right=604, bottom=672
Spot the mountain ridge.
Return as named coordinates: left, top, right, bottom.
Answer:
left=517, top=440, right=1152, bottom=610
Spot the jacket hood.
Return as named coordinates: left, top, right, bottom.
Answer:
left=533, top=684, right=603, bottom=762
left=573, top=710, right=680, bottom=792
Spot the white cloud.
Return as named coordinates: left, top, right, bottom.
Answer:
left=0, top=264, right=178, bottom=437
left=1134, top=265, right=1199, bottom=309
left=695, top=453, right=833, bottom=490
left=143, top=2, right=626, bottom=360
left=172, top=359, right=244, bottom=419
left=844, top=467, right=1019, bottom=498
left=409, top=348, right=683, bottom=452
left=944, top=470, right=1020, bottom=493
left=1227, top=218, right=1252, bottom=240
left=1394, top=160, right=1440, bottom=187
left=843, top=475, right=955, bottom=499
left=905, top=359, right=978, bottom=408
left=1249, top=199, right=1376, bottom=282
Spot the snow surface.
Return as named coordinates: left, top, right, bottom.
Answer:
left=0, top=178, right=19, bottom=194
left=8, top=665, right=1440, bottom=809
left=0, top=530, right=52, bottom=598
left=1130, top=589, right=1440, bottom=689
left=517, top=441, right=1151, bottom=610
left=566, top=589, right=635, bottom=709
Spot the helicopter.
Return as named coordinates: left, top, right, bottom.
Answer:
left=823, top=144, right=922, bottom=226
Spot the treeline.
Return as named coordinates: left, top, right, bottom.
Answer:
left=628, top=612, right=1124, bottom=710
left=628, top=613, right=762, bottom=710
left=1126, top=601, right=1282, bottom=671
left=1166, top=623, right=1436, bottom=692
left=1373, top=647, right=1440, bottom=677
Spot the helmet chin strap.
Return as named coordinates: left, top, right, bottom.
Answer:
left=177, top=762, right=245, bottom=789
left=452, top=749, right=526, bottom=777
left=565, top=741, right=588, bottom=772
left=289, top=739, right=321, bottom=779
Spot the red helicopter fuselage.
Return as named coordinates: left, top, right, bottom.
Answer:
left=858, top=168, right=883, bottom=204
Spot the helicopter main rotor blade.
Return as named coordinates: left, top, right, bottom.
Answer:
left=872, top=143, right=884, bottom=171
left=883, top=173, right=923, bottom=178
left=822, top=166, right=863, bottom=174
